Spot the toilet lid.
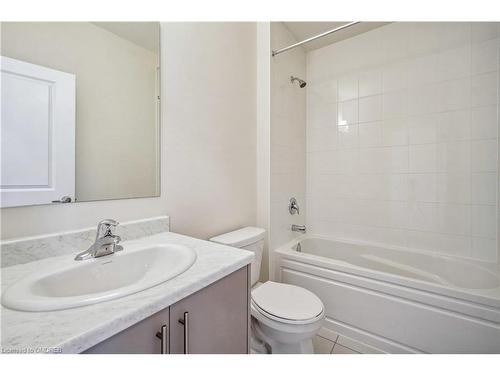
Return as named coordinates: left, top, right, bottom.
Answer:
left=251, top=281, right=323, bottom=321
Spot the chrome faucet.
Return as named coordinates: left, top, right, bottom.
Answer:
left=291, top=224, right=306, bottom=233
left=74, top=219, right=123, bottom=261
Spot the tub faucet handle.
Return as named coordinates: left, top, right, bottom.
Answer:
left=289, top=197, right=300, bottom=215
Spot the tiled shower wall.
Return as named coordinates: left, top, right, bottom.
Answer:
left=306, top=22, right=500, bottom=262
left=270, top=23, right=307, bottom=250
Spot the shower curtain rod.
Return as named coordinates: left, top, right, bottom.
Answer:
left=271, top=21, right=360, bottom=57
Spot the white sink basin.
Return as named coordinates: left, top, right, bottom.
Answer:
left=2, top=244, right=197, bottom=312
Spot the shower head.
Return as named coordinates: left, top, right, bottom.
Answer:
left=291, top=76, right=307, bottom=88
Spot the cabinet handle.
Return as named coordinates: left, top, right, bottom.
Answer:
left=178, top=312, right=189, bottom=354
left=155, top=324, right=169, bottom=354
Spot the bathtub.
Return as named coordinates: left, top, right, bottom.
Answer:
left=274, top=235, right=500, bottom=353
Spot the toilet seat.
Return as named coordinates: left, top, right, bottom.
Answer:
left=251, top=281, right=324, bottom=325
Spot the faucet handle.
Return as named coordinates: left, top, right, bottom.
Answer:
left=99, top=219, right=119, bottom=226
left=96, top=219, right=120, bottom=239
left=289, top=197, right=300, bottom=215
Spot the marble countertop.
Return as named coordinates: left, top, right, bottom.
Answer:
left=1, top=231, right=253, bottom=353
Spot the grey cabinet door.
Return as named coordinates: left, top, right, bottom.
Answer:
left=169, top=266, right=250, bottom=354
left=83, top=306, right=170, bottom=354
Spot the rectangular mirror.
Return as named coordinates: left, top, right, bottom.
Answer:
left=1, top=22, right=160, bottom=207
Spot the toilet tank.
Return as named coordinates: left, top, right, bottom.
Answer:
left=209, top=227, right=266, bottom=286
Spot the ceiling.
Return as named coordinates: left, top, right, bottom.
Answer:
left=92, top=22, right=160, bottom=54
left=282, top=22, right=390, bottom=51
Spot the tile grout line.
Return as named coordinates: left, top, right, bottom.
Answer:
left=329, top=334, right=340, bottom=354
left=334, top=342, right=362, bottom=354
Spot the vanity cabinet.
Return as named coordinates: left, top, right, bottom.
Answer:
left=84, top=266, right=250, bottom=354
left=83, top=305, right=170, bottom=354
left=169, top=264, right=249, bottom=354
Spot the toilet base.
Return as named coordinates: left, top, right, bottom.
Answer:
left=251, top=317, right=317, bottom=354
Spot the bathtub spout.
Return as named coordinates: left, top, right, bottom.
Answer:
left=291, top=224, right=306, bottom=233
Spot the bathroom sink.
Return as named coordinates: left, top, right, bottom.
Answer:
left=2, top=244, right=197, bottom=312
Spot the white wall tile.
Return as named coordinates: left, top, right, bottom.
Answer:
left=308, top=80, right=338, bottom=106
left=387, top=174, right=410, bottom=201
left=308, top=103, right=337, bottom=129
left=471, top=105, right=497, bottom=139
left=471, top=23, right=499, bottom=43
left=357, top=174, right=408, bottom=201
left=437, top=173, right=471, bottom=204
left=379, top=23, right=410, bottom=62
left=408, top=54, right=439, bottom=87
left=408, top=173, right=438, bottom=202
left=271, top=174, right=305, bottom=204
left=359, top=69, right=382, bottom=97
left=387, top=147, right=409, bottom=173
left=307, top=126, right=338, bottom=152
left=472, top=39, right=499, bottom=75
left=407, top=231, right=471, bottom=257
left=308, top=151, right=332, bottom=174
left=383, top=90, right=408, bottom=119
left=338, top=74, right=358, bottom=101
left=408, top=22, right=440, bottom=56
left=356, top=174, right=383, bottom=200
left=358, top=121, right=383, bottom=148
left=359, top=95, right=382, bottom=123
left=471, top=71, right=498, bottom=107
left=408, top=85, right=441, bottom=115
left=358, top=148, right=384, bottom=173
left=337, top=99, right=358, bottom=125
left=471, top=204, right=497, bottom=238
left=471, top=237, right=497, bottom=262
left=408, top=114, right=438, bottom=144
left=438, top=233, right=472, bottom=258
left=438, top=204, right=471, bottom=235
left=437, top=110, right=471, bottom=142
left=306, top=22, right=498, bottom=263
left=410, top=144, right=437, bottom=173
left=338, top=124, right=359, bottom=149
left=437, top=44, right=471, bottom=81
left=339, top=149, right=360, bottom=174
left=438, top=22, right=471, bottom=50
left=471, top=139, right=497, bottom=172
left=382, top=118, right=408, bottom=146
left=471, top=172, right=497, bottom=204
left=409, top=202, right=439, bottom=232
left=359, top=147, right=408, bottom=173
left=382, top=62, right=408, bottom=93
left=440, top=77, right=471, bottom=112
left=438, top=141, right=471, bottom=173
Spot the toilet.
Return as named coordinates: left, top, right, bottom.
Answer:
left=210, top=227, right=325, bottom=354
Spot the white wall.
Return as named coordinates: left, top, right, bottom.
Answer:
left=1, top=22, right=159, bottom=202
left=1, top=22, right=258, bottom=242
left=162, top=22, right=257, bottom=240
left=256, top=22, right=271, bottom=280
left=306, top=22, right=499, bottom=262
left=270, top=23, right=307, bottom=251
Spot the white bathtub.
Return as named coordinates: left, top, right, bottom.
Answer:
left=274, top=236, right=500, bottom=353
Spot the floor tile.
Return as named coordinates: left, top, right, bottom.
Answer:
left=313, top=335, right=335, bottom=354
left=331, top=343, right=360, bottom=354
left=318, top=327, right=340, bottom=343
